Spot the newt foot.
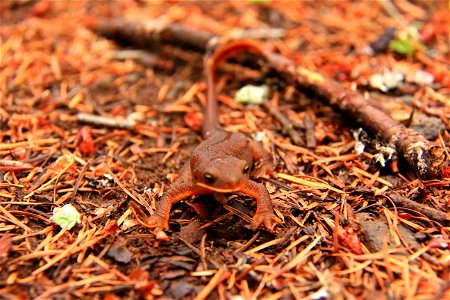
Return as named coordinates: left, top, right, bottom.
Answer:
left=148, top=214, right=170, bottom=240
left=253, top=162, right=275, bottom=178
left=252, top=210, right=277, bottom=232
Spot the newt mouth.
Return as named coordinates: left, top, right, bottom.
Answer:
left=196, top=182, right=244, bottom=193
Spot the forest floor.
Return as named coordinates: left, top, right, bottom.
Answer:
left=1, top=1, right=449, bottom=299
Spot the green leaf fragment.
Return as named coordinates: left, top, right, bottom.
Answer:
left=389, top=38, right=415, bottom=55
left=50, top=204, right=81, bottom=230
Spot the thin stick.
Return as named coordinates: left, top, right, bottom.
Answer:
left=71, top=158, right=92, bottom=202
left=389, top=194, right=448, bottom=223
left=262, top=100, right=303, bottom=146
left=76, top=112, right=135, bottom=130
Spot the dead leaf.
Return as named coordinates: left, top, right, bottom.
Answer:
left=107, top=240, right=132, bottom=263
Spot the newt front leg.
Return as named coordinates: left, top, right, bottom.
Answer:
left=148, top=164, right=207, bottom=240
left=240, top=180, right=277, bottom=231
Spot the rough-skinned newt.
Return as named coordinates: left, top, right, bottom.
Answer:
left=148, top=41, right=277, bottom=240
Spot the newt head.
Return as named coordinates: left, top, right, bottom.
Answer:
left=191, top=156, right=251, bottom=193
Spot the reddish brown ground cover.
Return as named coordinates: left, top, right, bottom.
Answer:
left=1, top=1, right=449, bottom=299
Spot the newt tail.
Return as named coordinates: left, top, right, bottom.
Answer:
left=202, top=40, right=269, bottom=138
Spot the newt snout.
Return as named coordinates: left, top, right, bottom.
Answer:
left=193, top=156, right=250, bottom=193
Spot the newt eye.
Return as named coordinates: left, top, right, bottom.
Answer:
left=203, top=173, right=216, bottom=184
left=243, top=165, right=250, bottom=174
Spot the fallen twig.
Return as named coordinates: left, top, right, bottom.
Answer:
left=92, top=18, right=447, bottom=178
left=304, top=111, right=317, bottom=149
left=0, top=159, right=34, bottom=171
left=71, top=158, right=92, bottom=202
left=261, top=100, right=303, bottom=146
left=389, top=194, right=448, bottom=223
left=76, top=112, right=135, bottom=130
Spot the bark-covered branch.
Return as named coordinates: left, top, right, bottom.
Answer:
left=91, top=18, right=447, bottom=179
